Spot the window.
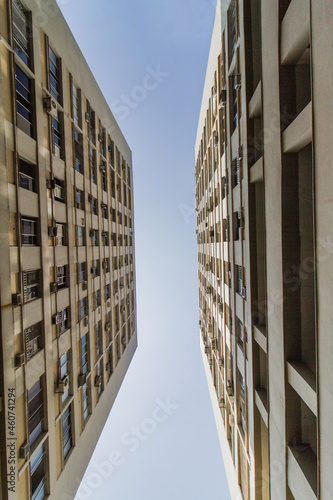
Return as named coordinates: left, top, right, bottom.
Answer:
left=75, top=188, right=84, bottom=210
left=60, top=351, right=70, bottom=403
left=78, top=262, right=86, bottom=284
left=233, top=210, right=244, bottom=241
left=101, top=204, right=108, bottom=220
left=94, top=290, right=101, bottom=310
left=105, top=284, right=110, bottom=300
left=117, top=150, right=121, bottom=172
left=58, top=307, right=70, bottom=336
left=96, top=321, right=102, bottom=358
left=23, top=270, right=40, bottom=303
left=231, top=72, right=238, bottom=132
left=96, top=360, right=103, bottom=397
left=72, top=81, right=81, bottom=126
left=79, top=297, right=88, bottom=320
left=86, top=103, right=95, bottom=143
left=107, top=345, right=113, bottom=377
left=52, top=112, right=63, bottom=158
left=239, top=373, right=246, bottom=434
left=28, top=378, right=44, bottom=445
left=30, top=444, right=47, bottom=500
left=56, top=265, right=67, bottom=289
left=236, top=317, right=244, bottom=346
left=81, top=334, right=89, bottom=375
left=76, top=225, right=85, bottom=246
left=55, top=223, right=66, bottom=246
left=82, top=381, right=89, bottom=422
left=19, top=158, right=37, bottom=192
left=99, top=125, right=105, bottom=157
left=73, top=129, right=83, bottom=173
left=25, top=322, right=43, bottom=360
left=12, top=0, right=32, bottom=67
left=91, top=259, right=100, bottom=277
left=54, top=178, right=65, bottom=202
left=89, top=147, right=96, bottom=183
left=102, top=232, right=108, bottom=246
left=110, top=171, right=115, bottom=198
left=89, top=229, right=99, bottom=246
left=235, top=265, right=244, bottom=294
left=91, top=197, right=98, bottom=216
left=116, top=334, right=121, bottom=363
left=101, top=167, right=107, bottom=192
left=15, top=64, right=34, bottom=137
left=49, top=46, right=61, bottom=103
left=62, top=405, right=73, bottom=460
left=228, top=0, right=237, bottom=63
left=109, top=140, right=114, bottom=166
left=103, top=258, right=110, bottom=273
left=21, top=217, right=38, bottom=246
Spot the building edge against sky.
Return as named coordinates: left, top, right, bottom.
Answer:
left=195, top=0, right=333, bottom=499
left=0, top=0, right=137, bottom=499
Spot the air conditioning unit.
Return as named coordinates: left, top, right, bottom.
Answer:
left=218, top=357, right=224, bottom=368
left=99, top=164, right=106, bottom=172
left=108, top=145, right=112, bottom=152
left=15, top=352, right=25, bottom=367
left=233, top=74, right=241, bottom=90
left=211, top=338, right=218, bottom=350
left=105, top=321, right=111, bottom=331
left=241, top=286, right=246, bottom=299
left=224, top=228, right=228, bottom=241
left=48, top=225, right=57, bottom=237
left=98, top=133, right=103, bottom=142
left=122, top=164, right=126, bottom=171
left=83, top=316, right=89, bottom=327
left=50, top=282, right=57, bottom=293
left=88, top=193, right=93, bottom=202
left=219, top=88, right=227, bottom=105
left=94, top=375, right=102, bottom=387
left=204, top=344, right=209, bottom=355
left=12, top=293, right=22, bottom=306
left=89, top=229, right=95, bottom=237
left=227, top=380, right=234, bottom=396
left=218, top=398, right=226, bottom=409
left=107, top=300, right=111, bottom=308
left=214, top=134, right=219, bottom=147
left=206, top=286, right=211, bottom=294
left=82, top=281, right=88, bottom=290
left=102, top=259, right=108, bottom=269
left=85, top=112, right=90, bottom=122
left=46, top=178, right=55, bottom=189
left=43, top=96, right=57, bottom=117
left=228, top=270, right=232, bottom=282
left=19, top=442, right=30, bottom=460
left=218, top=302, right=223, bottom=313
left=78, top=373, right=86, bottom=387
left=106, top=361, right=111, bottom=371
left=58, top=375, right=69, bottom=393
left=52, top=313, right=60, bottom=325
left=229, top=414, right=235, bottom=427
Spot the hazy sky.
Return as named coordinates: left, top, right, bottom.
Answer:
left=55, top=1, right=231, bottom=498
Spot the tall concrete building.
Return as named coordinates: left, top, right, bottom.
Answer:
left=0, top=1, right=137, bottom=499
left=195, top=0, right=333, bottom=499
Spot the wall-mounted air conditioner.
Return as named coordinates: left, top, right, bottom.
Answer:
left=78, top=373, right=87, bottom=387
left=43, top=97, right=57, bottom=117
left=19, top=442, right=30, bottom=460
left=57, top=375, right=69, bottom=393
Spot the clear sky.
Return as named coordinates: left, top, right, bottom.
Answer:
left=55, top=1, right=231, bottom=499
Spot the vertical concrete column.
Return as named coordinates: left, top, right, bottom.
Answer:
left=261, top=0, right=287, bottom=498
left=311, top=1, right=333, bottom=498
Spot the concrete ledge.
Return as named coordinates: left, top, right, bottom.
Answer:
left=287, top=360, right=317, bottom=415
left=248, top=82, right=262, bottom=119
left=281, top=0, right=310, bottom=65
left=255, top=388, right=268, bottom=427
left=250, top=157, right=263, bottom=183
left=287, top=446, right=317, bottom=499
left=282, top=102, right=312, bottom=153
left=253, top=323, right=267, bottom=353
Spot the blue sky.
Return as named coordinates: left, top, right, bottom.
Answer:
left=55, top=1, right=231, bottom=498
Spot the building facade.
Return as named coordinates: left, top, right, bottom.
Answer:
left=195, top=0, right=333, bottom=499
left=0, top=1, right=137, bottom=499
